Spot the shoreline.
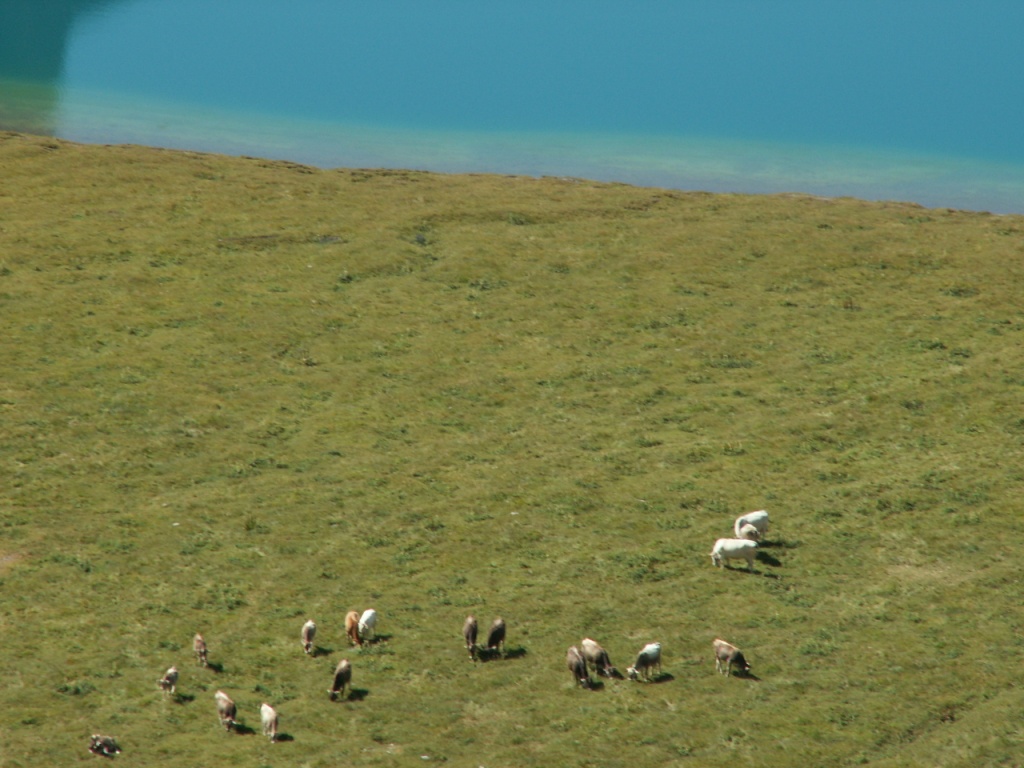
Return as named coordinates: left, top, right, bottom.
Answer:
left=4, top=127, right=1022, bottom=219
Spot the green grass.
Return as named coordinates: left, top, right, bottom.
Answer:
left=2, top=130, right=1024, bottom=767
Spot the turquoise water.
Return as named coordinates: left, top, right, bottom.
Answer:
left=2, top=0, right=1023, bottom=212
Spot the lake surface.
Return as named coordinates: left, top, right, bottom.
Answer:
left=2, top=0, right=1023, bottom=213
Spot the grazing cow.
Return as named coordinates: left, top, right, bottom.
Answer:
left=301, top=619, right=316, bottom=654
left=737, top=523, right=762, bottom=542
left=157, top=665, right=179, bottom=694
left=328, top=659, right=352, bottom=701
left=713, top=638, right=751, bottom=676
left=734, top=509, right=769, bottom=540
left=260, top=702, right=279, bottom=742
left=193, top=633, right=208, bottom=667
left=88, top=734, right=121, bottom=757
left=580, top=638, right=618, bottom=678
left=626, top=642, right=662, bottom=681
left=463, top=615, right=478, bottom=660
left=345, top=610, right=361, bottom=646
left=214, top=690, right=238, bottom=731
left=358, top=609, right=378, bottom=643
left=710, top=538, right=758, bottom=570
left=566, top=645, right=591, bottom=688
left=486, top=617, right=506, bottom=656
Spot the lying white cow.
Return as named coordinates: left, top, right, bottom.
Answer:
left=734, top=510, right=769, bottom=540
left=710, top=538, right=758, bottom=570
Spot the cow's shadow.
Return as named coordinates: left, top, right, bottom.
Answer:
left=760, top=538, right=798, bottom=549
left=311, top=645, right=333, bottom=658
left=274, top=733, right=295, bottom=742
left=479, top=646, right=527, bottom=662
left=206, top=661, right=225, bottom=674
left=346, top=688, right=370, bottom=702
left=172, top=692, right=195, bottom=705
left=756, top=551, right=782, bottom=568
left=231, top=723, right=257, bottom=736
left=631, top=672, right=674, bottom=684
left=723, top=564, right=759, bottom=574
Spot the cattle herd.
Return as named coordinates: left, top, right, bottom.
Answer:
left=89, top=511, right=771, bottom=756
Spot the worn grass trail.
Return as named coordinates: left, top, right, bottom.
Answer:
left=1, top=131, right=1023, bottom=766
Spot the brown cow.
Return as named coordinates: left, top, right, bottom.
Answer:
left=344, top=611, right=361, bottom=646
left=301, top=619, right=317, bottom=654
left=486, top=617, right=506, bottom=657
left=214, top=690, right=238, bottom=731
left=463, top=615, right=478, bottom=660
left=713, top=638, right=751, bottom=676
left=581, top=638, right=617, bottom=678
left=566, top=645, right=591, bottom=688
left=193, top=633, right=208, bottom=667
left=328, top=659, right=352, bottom=701
left=157, top=665, right=179, bottom=694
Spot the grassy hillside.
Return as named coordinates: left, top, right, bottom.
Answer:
left=1, top=130, right=1023, bottom=767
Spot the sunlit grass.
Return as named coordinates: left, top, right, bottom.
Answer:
left=1, top=131, right=1023, bottom=766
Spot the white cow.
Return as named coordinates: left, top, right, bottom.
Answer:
left=626, top=642, right=662, bottom=681
left=358, top=609, right=378, bottom=643
left=734, top=510, right=769, bottom=540
left=260, top=702, right=279, bottom=742
left=301, top=619, right=317, bottom=654
left=737, top=523, right=761, bottom=541
left=710, top=538, right=758, bottom=570
left=157, top=665, right=179, bottom=694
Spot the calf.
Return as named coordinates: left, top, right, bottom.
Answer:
left=566, top=645, right=591, bottom=688
left=328, top=659, right=352, bottom=701
left=260, top=702, right=279, bottom=742
left=627, top=642, right=662, bottom=681
left=193, top=633, right=208, bottom=667
left=157, top=665, right=179, bottom=694
left=301, top=619, right=317, bottom=654
left=710, top=537, right=758, bottom=570
left=713, top=638, right=751, bottom=676
left=214, top=690, right=238, bottom=731
left=486, top=617, right=506, bottom=656
left=358, top=609, right=378, bottom=643
left=463, top=615, right=478, bottom=660
left=580, top=638, right=617, bottom=678
left=88, top=735, right=121, bottom=757
left=734, top=509, right=769, bottom=540
left=345, top=610, right=361, bottom=646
